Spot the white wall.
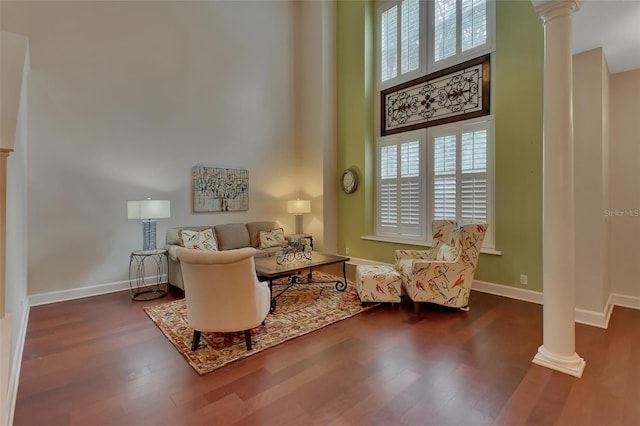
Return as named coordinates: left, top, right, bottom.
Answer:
left=295, top=0, right=337, bottom=253
left=572, top=48, right=610, bottom=314
left=1, top=1, right=311, bottom=295
left=609, top=69, right=640, bottom=299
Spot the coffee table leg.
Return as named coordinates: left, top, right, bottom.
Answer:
left=335, top=261, right=347, bottom=291
left=268, top=279, right=276, bottom=313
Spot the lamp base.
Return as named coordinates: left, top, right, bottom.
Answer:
left=295, top=214, right=304, bottom=234
left=142, top=219, right=157, bottom=251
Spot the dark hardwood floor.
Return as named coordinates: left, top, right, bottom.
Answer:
left=14, top=264, right=640, bottom=425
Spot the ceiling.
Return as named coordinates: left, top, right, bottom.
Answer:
left=572, top=0, right=640, bottom=74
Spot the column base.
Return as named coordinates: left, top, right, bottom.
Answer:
left=532, top=345, right=586, bottom=378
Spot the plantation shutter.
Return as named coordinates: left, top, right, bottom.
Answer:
left=376, top=130, right=426, bottom=239
left=461, top=129, right=488, bottom=223
left=380, top=145, right=398, bottom=226
left=400, top=141, right=420, bottom=227
left=434, top=0, right=457, bottom=62
left=380, top=5, right=398, bottom=82
left=461, top=0, right=488, bottom=53
left=433, top=134, right=457, bottom=221
left=431, top=0, right=491, bottom=69
left=400, top=0, right=421, bottom=74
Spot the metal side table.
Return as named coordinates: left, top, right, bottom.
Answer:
left=129, top=249, right=169, bottom=301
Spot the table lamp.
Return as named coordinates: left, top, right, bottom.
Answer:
left=128, top=198, right=171, bottom=251
left=287, top=198, right=311, bottom=234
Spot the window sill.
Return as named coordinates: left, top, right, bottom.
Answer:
left=360, top=235, right=502, bottom=256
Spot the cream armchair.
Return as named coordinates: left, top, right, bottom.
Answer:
left=176, top=247, right=271, bottom=351
left=395, top=223, right=487, bottom=312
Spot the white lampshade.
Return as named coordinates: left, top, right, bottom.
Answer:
left=287, top=199, right=311, bottom=214
left=128, top=199, right=171, bottom=219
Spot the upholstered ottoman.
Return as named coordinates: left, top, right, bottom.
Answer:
left=355, top=265, right=403, bottom=304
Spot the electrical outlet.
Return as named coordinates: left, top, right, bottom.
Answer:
left=346, top=247, right=350, bottom=255
left=520, top=274, right=528, bottom=285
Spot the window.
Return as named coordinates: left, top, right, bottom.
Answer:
left=429, top=117, right=494, bottom=247
left=376, top=130, right=427, bottom=240
left=429, top=0, right=494, bottom=71
left=377, top=0, right=426, bottom=89
left=374, top=0, right=495, bottom=250
left=375, top=117, right=494, bottom=249
left=377, top=0, right=494, bottom=87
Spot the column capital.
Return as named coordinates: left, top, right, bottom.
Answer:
left=533, top=0, right=580, bottom=24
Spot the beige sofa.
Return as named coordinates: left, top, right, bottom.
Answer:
left=165, top=221, right=284, bottom=290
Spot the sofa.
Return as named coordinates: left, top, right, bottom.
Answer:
left=166, top=221, right=285, bottom=290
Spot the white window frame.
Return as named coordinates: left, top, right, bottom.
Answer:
left=427, top=0, right=496, bottom=73
left=373, top=117, right=495, bottom=250
left=377, top=0, right=427, bottom=91
left=375, top=129, right=428, bottom=240
left=428, top=116, right=495, bottom=248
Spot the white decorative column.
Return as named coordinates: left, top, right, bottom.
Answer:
left=532, top=0, right=585, bottom=377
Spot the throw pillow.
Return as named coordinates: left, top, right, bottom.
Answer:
left=259, top=228, right=286, bottom=249
left=180, top=228, right=218, bottom=251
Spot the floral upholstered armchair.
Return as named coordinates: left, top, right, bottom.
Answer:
left=395, top=222, right=487, bottom=312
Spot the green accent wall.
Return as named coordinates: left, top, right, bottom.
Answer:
left=336, top=0, right=545, bottom=292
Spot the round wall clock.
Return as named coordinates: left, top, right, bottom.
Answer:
left=341, top=169, right=358, bottom=193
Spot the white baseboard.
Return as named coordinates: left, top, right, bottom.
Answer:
left=472, top=279, right=543, bottom=305
left=28, top=280, right=130, bottom=307
left=473, top=280, right=628, bottom=329
left=575, top=295, right=614, bottom=329
left=610, top=293, right=640, bottom=310
left=29, top=274, right=170, bottom=306
left=346, top=257, right=393, bottom=267
left=3, top=299, right=29, bottom=426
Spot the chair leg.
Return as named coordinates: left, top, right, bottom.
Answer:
left=244, top=329, right=252, bottom=351
left=191, top=330, right=201, bottom=351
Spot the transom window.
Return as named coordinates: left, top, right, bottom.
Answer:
left=377, top=0, right=494, bottom=87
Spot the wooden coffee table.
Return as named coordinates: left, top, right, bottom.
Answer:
left=254, top=252, right=350, bottom=312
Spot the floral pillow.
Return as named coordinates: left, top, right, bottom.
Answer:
left=259, top=228, right=286, bottom=249
left=180, top=228, right=218, bottom=251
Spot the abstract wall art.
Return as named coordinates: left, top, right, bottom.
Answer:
left=192, top=166, right=249, bottom=212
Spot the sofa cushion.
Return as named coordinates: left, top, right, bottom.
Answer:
left=246, top=221, right=278, bottom=248
left=180, top=228, right=218, bottom=251
left=166, top=225, right=211, bottom=246
left=258, top=228, right=286, bottom=249
left=214, top=223, right=251, bottom=250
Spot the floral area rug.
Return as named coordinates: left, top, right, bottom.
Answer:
left=144, top=271, right=376, bottom=375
